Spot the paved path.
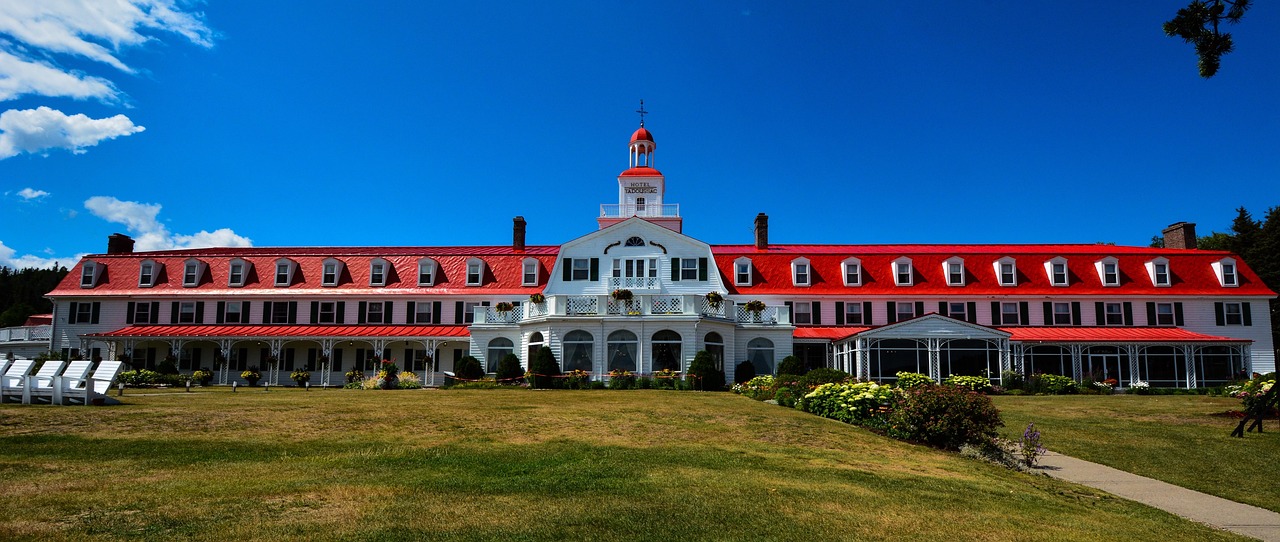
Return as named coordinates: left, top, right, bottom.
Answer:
left=1038, top=450, right=1280, bottom=541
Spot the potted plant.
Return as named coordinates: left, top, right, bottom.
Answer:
left=192, top=367, right=214, bottom=386
left=611, top=288, right=633, bottom=302
left=377, top=360, right=400, bottom=390
left=291, top=369, right=311, bottom=386
left=345, top=368, right=364, bottom=384
left=529, top=293, right=546, bottom=304
left=704, top=291, right=724, bottom=309
left=495, top=301, right=515, bottom=312
left=241, top=366, right=262, bottom=386
left=316, top=354, right=330, bottom=371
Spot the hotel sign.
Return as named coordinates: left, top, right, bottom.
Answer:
left=624, top=182, right=658, bottom=194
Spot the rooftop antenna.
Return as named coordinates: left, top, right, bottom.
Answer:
left=636, top=99, right=648, bottom=126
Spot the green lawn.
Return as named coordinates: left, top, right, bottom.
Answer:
left=995, top=394, right=1280, bottom=513
left=0, top=388, right=1249, bottom=541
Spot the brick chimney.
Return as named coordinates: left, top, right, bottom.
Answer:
left=513, top=216, right=526, bottom=251
left=1162, top=222, right=1197, bottom=250
left=754, top=213, right=769, bottom=250
left=107, top=233, right=135, bottom=254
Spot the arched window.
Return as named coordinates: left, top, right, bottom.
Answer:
left=563, top=330, right=594, bottom=372
left=607, top=330, right=638, bottom=372
left=704, top=332, right=724, bottom=371
left=527, top=331, right=545, bottom=361
left=652, top=330, right=682, bottom=372
left=625, top=236, right=645, bottom=247
left=486, top=338, right=514, bottom=373
left=746, top=338, right=775, bottom=375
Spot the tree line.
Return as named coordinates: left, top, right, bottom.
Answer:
left=0, top=266, right=69, bottom=327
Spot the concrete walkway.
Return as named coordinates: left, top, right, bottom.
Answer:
left=1038, top=450, right=1280, bottom=541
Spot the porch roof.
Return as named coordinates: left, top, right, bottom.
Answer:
left=1000, top=326, right=1250, bottom=343
left=85, top=324, right=471, bottom=340
left=793, top=326, right=870, bottom=341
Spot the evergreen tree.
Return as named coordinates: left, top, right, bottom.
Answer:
left=528, top=346, right=561, bottom=389
left=1163, top=0, right=1251, bottom=78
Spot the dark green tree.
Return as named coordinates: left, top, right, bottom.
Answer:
left=1163, top=0, right=1251, bottom=78
left=528, top=346, right=561, bottom=389
left=686, top=350, right=725, bottom=391
left=495, top=353, right=524, bottom=384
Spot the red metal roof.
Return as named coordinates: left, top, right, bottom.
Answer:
left=630, top=126, right=654, bottom=143
left=87, top=324, right=471, bottom=339
left=793, top=326, right=869, bottom=341
left=1000, top=326, right=1249, bottom=343
left=619, top=166, right=662, bottom=177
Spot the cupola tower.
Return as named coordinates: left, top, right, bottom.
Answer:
left=598, top=101, right=682, bottom=232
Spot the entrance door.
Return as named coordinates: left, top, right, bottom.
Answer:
left=1087, top=354, right=1123, bottom=384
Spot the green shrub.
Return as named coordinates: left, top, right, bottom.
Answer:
left=686, top=350, right=724, bottom=391
left=733, top=375, right=776, bottom=400
left=734, top=361, right=756, bottom=384
left=799, top=368, right=850, bottom=389
left=345, top=369, right=364, bottom=384
left=797, top=381, right=898, bottom=424
left=653, top=368, right=679, bottom=390
left=444, top=381, right=502, bottom=390
left=1029, top=373, right=1077, bottom=395
left=777, top=355, right=807, bottom=376
left=191, top=368, right=214, bottom=385
left=156, top=357, right=180, bottom=375
left=895, top=371, right=933, bottom=389
left=590, top=381, right=606, bottom=390
left=887, top=385, right=1004, bottom=450
left=944, top=375, right=993, bottom=394
left=774, top=373, right=803, bottom=390
left=456, top=356, right=485, bottom=381
left=117, top=369, right=161, bottom=387
left=774, top=386, right=798, bottom=408
left=608, top=370, right=635, bottom=389
left=1001, top=370, right=1025, bottom=391
left=637, top=377, right=654, bottom=389
left=564, top=369, right=591, bottom=390
left=495, top=353, right=524, bottom=384
left=527, top=346, right=561, bottom=389
left=397, top=372, right=422, bottom=389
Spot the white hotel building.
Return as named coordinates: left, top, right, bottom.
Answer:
left=45, top=122, right=1276, bottom=387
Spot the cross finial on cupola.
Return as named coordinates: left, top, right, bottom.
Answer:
left=636, top=99, right=647, bottom=126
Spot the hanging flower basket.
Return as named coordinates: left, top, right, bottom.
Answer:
left=495, top=302, right=515, bottom=312
left=529, top=293, right=546, bottom=304
left=744, top=300, right=766, bottom=314
left=705, top=292, right=724, bottom=309
left=611, top=289, right=634, bottom=301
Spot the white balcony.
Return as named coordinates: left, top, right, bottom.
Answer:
left=600, top=203, right=680, bottom=219
left=0, top=325, right=51, bottom=342
left=471, top=296, right=788, bottom=325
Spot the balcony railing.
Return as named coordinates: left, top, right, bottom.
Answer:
left=608, top=276, right=660, bottom=290
left=0, top=325, right=51, bottom=342
left=471, top=296, right=788, bottom=325
left=600, top=203, right=680, bottom=219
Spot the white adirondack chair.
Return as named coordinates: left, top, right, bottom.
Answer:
left=28, top=360, right=92, bottom=405
left=22, top=360, right=65, bottom=405
left=0, top=358, right=11, bottom=380
left=63, top=361, right=124, bottom=406
left=1, top=359, right=34, bottom=403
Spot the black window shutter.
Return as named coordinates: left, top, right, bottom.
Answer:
left=383, top=301, right=393, bottom=323
left=358, top=301, right=367, bottom=324
left=1174, top=302, right=1184, bottom=326
left=835, top=302, right=845, bottom=325
left=589, top=258, right=599, bottom=281
left=1043, top=302, right=1053, bottom=326
left=698, top=258, right=708, bottom=281
left=217, top=301, right=225, bottom=324
left=813, top=302, right=822, bottom=325
left=1243, top=302, right=1252, bottom=326
left=784, top=301, right=793, bottom=322
left=91, top=302, right=100, bottom=324
left=562, top=258, right=572, bottom=282
left=406, top=301, right=416, bottom=324
left=263, top=302, right=273, bottom=324
left=171, top=301, right=180, bottom=324
left=127, top=302, right=135, bottom=324
left=288, top=302, right=298, bottom=324
left=1094, top=302, right=1105, bottom=326
left=311, top=301, right=319, bottom=324
left=1214, top=302, right=1225, bottom=326
left=886, top=302, right=897, bottom=324
left=1019, top=302, right=1029, bottom=326
left=1071, top=302, right=1081, bottom=326
left=968, top=302, right=977, bottom=324
left=68, top=302, right=78, bottom=324
left=1122, top=302, right=1133, bottom=326
left=337, top=301, right=346, bottom=324
left=671, top=258, right=681, bottom=281
left=196, top=302, right=205, bottom=324
left=432, top=301, right=442, bottom=324
left=914, top=302, right=924, bottom=318
left=454, top=301, right=463, bottom=324
left=863, top=302, right=873, bottom=325
left=990, top=302, right=1000, bottom=325
left=939, top=302, right=949, bottom=317
left=150, top=302, right=160, bottom=324
left=1146, top=302, right=1157, bottom=326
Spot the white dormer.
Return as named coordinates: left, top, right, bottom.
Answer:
left=1145, top=257, right=1171, bottom=287
left=893, top=257, right=914, bottom=286
left=1095, top=257, right=1120, bottom=287
left=418, top=258, right=437, bottom=286
left=791, top=257, right=811, bottom=287
left=369, top=258, right=389, bottom=287
left=842, top=257, right=862, bottom=287
left=321, top=257, right=345, bottom=287
left=994, top=257, right=1017, bottom=287
left=228, top=258, right=251, bottom=287
left=1044, top=257, right=1069, bottom=287
left=274, top=258, right=297, bottom=287
left=522, top=257, right=540, bottom=286
left=942, top=257, right=965, bottom=286
left=466, top=258, right=485, bottom=286
left=182, top=258, right=206, bottom=287
left=138, top=259, right=161, bottom=288
left=734, top=257, right=753, bottom=286
left=1212, top=257, right=1239, bottom=287
left=80, top=260, right=103, bottom=288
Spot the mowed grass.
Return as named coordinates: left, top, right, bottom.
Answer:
left=996, top=394, right=1280, bottom=513
left=0, top=389, right=1249, bottom=541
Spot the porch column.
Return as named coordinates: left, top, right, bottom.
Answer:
left=927, top=338, right=941, bottom=382
left=269, top=340, right=283, bottom=385
left=217, top=340, right=232, bottom=385
left=320, top=339, right=334, bottom=388
left=1126, top=345, right=1140, bottom=387
left=1241, top=344, right=1252, bottom=377
left=856, top=338, right=870, bottom=380
left=1183, top=345, right=1198, bottom=390
left=998, top=338, right=1011, bottom=381
left=1070, top=345, right=1083, bottom=383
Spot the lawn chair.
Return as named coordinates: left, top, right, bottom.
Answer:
left=28, top=360, right=92, bottom=405
left=63, top=361, right=124, bottom=406
left=22, top=360, right=65, bottom=405
left=1, top=360, right=34, bottom=403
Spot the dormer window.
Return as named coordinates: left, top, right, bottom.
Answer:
left=319, top=258, right=342, bottom=287
left=138, top=260, right=160, bottom=287
left=369, top=258, right=388, bottom=287
left=995, top=257, right=1017, bottom=287
left=418, top=258, right=436, bottom=286
left=274, top=259, right=297, bottom=287
left=466, top=258, right=484, bottom=286
left=1213, top=258, right=1239, bottom=287
left=734, top=258, right=753, bottom=286
left=228, top=259, right=250, bottom=287
left=792, top=258, right=811, bottom=287
left=893, top=258, right=913, bottom=286
left=1096, top=257, right=1120, bottom=287
left=1145, top=258, right=1171, bottom=287
left=182, top=259, right=205, bottom=287
left=842, top=257, right=862, bottom=287
left=943, top=257, right=965, bottom=286
left=522, top=258, right=539, bottom=286
left=1045, top=257, right=1069, bottom=286
left=80, top=261, right=100, bottom=288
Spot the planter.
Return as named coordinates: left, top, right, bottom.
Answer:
left=379, top=375, right=399, bottom=390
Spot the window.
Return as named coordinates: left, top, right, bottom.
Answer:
left=271, top=302, right=292, bottom=324
left=682, top=258, right=699, bottom=281
left=1154, top=303, right=1175, bottom=326
left=635, top=197, right=646, bottom=212
left=1153, top=261, right=1170, bottom=287
left=1046, top=258, right=1069, bottom=286
left=894, top=259, right=913, bottom=286
left=948, top=302, right=967, bottom=322
left=793, top=302, right=812, bottom=325
left=1097, top=258, right=1120, bottom=286
left=178, top=302, right=197, bottom=323
left=1224, top=302, right=1243, bottom=325
left=651, top=330, right=682, bottom=372
left=1053, top=302, right=1072, bottom=325
left=571, top=258, right=591, bottom=281
left=997, top=259, right=1017, bottom=286
left=944, top=258, right=964, bottom=286
left=607, top=330, right=639, bottom=372
left=133, top=302, right=154, bottom=324
left=274, top=259, right=295, bottom=287
left=139, top=261, right=156, bottom=287
left=522, top=259, right=539, bottom=286
left=843, top=259, right=862, bottom=286
left=183, top=261, right=200, bottom=287
left=1104, top=302, right=1123, bottom=325
left=223, top=301, right=244, bottom=324
left=703, top=332, right=724, bottom=371
left=563, top=330, right=594, bottom=372
left=462, top=301, right=478, bottom=324
left=487, top=338, right=514, bottom=373
left=624, top=236, right=645, bottom=247
left=844, top=302, right=863, bottom=325
left=317, top=302, right=337, bottom=324
left=365, top=302, right=385, bottom=324
left=80, top=262, right=96, bottom=287
left=370, top=259, right=387, bottom=286
left=422, top=260, right=442, bottom=288
left=322, top=260, right=339, bottom=286
left=229, top=260, right=247, bottom=287
left=896, top=302, right=916, bottom=321
left=735, top=259, right=752, bottom=286
left=1001, top=302, right=1020, bottom=325
left=746, top=338, right=775, bottom=375
left=415, top=302, right=433, bottom=323
left=76, top=302, right=93, bottom=323
left=466, top=259, right=483, bottom=286
left=1222, top=262, right=1238, bottom=286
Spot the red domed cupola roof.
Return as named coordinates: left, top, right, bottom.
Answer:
left=630, top=126, right=654, bottom=144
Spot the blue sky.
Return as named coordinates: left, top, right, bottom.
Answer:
left=2, top=1, right=1278, bottom=269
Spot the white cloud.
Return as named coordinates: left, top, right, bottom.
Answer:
left=0, top=239, right=80, bottom=269
left=85, top=195, right=252, bottom=251
left=17, top=187, right=48, bottom=200
left=0, top=50, right=119, bottom=101
left=0, top=106, right=143, bottom=158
